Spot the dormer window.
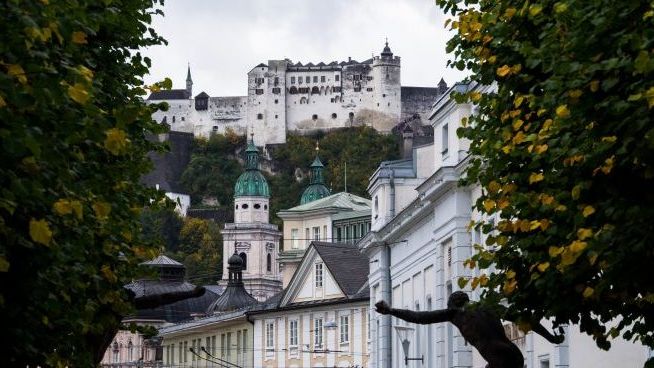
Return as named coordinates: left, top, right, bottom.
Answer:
left=315, top=263, right=323, bottom=288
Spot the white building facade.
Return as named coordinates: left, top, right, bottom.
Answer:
left=360, top=82, right=651, bottom=368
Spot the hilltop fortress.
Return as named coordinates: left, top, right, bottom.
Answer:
left=148, top=42, right=448, bottom=146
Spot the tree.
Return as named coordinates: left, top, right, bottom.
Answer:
left=0, top=1, right=170, bottom=365
left=438, top=0, right=654, bottom=355
left=176, top=218, right=222, bottom=285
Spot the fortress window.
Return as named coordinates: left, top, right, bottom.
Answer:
left=388, top=102, right=390, bottom=106
left=274, top=99, right=278, bottom=104
left=367, top=87, right=373, bottom=92
left=181, top=117, right=185, bottom=121
left=354, top=86, right=361, bottom=92
left=257, top=113, right=263, bottom=120
left=377, top=103, right=380, bottom=106
left=331, top=113, right=337, bottom=119
left=289, top=86, right=298, bottom=94
left=255, top=89, right=264, bottom=95
left=242, top=203, right=249, bottom=209
left=367, top=76, right=373, bottom=81
left=305, top=76, right=310, bottom=83
left=264, top=205, right=268, bottom=210
left=272, top=87, right=281, bottom=94
left=300, top=97, right=307, bottom=104
left=335, top=74, right=340, bottom=82
left=274, top=77, right=279, bottom=85
left=275, top=114, right=278, bottom=119
left=312, top=114, right=318, bottom=120
left=382, top=94, right=386, bottom=98
left=213, top=126, right=218, bottom=132
left=321, top=76, right=326, bottom=82
left=313, top=76, right=318, bottom=83
left=254, top=204, right=261, bottom=209
left=349, top=112, right=354, bottom=120
left=235, top=204, right=238, bottom=209
left=330, top=98, right=334, bottom=103
left=311, top=86, right=320, bottom=95
left=298, top=77, right=303, bottom=84
left=291, top=76, right=296, bottom=84
left=386, top=74, right=389, bottom=79
left=239, top=253, right=247, bottom=270
left=333, top=86, right=342, bottom=93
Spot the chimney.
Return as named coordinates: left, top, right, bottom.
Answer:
left=348, top=56, right=351, bottom=62
left=402, top=124, right=414, bottom=159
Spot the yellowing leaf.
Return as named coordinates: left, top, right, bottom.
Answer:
left=590, top=80, right=600, bottom=92
left=101, top=264, right=118, bottom=283
left=514, top=96, right=525, bottom=108
left=539, top=219, right=551, bottom=231
left=497, top=198, right=509, bottom=210
left=560, top=249, right=579, bottom=266
left=506, top=270, right=516, bottom=279
left=534, top=144, right=548, bottom=154
left=93, top=201, right=111, bottom=220
left=554, top=2, right=569, bottom=13
left=529, top=4, right=543, bottom=16
left=570, top=240, right=588, bottom=253
left=53, top=199, right=73, bottom=216
left=513, top=131, right=526, bottom=144
left=569, top=89, right=582, bottom=98
left=587, top=252, right=598, bottom=265
left=555, top=204, right=567, bottom=212
left=572, top=184, right=582, bottom=200
left=529, top=220, right=541, bottom=230
left=67, top=83, right=90, bottom=104
left=72, top=31, right=87, bottom=44
left=71, top=200, right=83, bottom=220
left=537, top=262, right=550, bottom=272
left=0, top=256, right=10, bottom=272
left=549, top=246, right=564, bottom=257
left=645, top=10, right=654, bottom=19
left=582, top=286, right=594, bottom=298
left=529, top=172, right=544, bottom=184
left=104, top=128, right=129, bottom=155
left=644, top=87, right=654, bottom=108
left=0, top=95, right=6, bottom=108
left=555, top=105, right=570, bottom=118
left=470, top=91, right=482, bottom=102
left=582, top=205, right=595, bottom=217
left=512, top=119, right=524, bottom=131
left=29, top=218, right=52, bottom=246
left=541, top=194, right=555, bottom=205
left=601, top=156, right=614, bottom=174
left=601, top=136, right=617, bottom=143
left=77, top=65, right=94, bottom=82
left=504, top=7, right=517, bottom=18
left=488, top=181, right=501, bottom=193
left=503, top=279, right=517, bottom=295
left=510, top=64, right=522, bottom=74
left=496, top=65, right=511, bottom=77
left=577, top=228, right=593, bottom=240
left=7, top=64, right=27, bottom=84
left=483, top=199, right=496, bottom=212
left=471, top=277, right=480, bottom=290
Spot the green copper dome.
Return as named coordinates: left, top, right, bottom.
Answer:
left=234, top=139, right=270, bottom=198
left=300, top=154, right=330, bottom=204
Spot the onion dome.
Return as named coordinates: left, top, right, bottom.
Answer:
left=300, top=142, right=331, bottom=204
left=206, top=252, right=257, bottom=313
left=234, top=137, right=270, bottom=198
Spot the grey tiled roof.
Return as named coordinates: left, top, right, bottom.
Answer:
left=312, top=242, right=369, bottom=297
left=147, top=89, right=190, bottom=100
left=141, top=255, right=183, bottom=267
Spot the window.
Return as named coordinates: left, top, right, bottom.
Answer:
left=367, top=87, right=373, bottom=92
left=331, top=113, right=337, bottom=119
left=315, top=263, right=323, bottom=288
left=354, top=86, right=361, bottom=92
left=267, top=253, right=272, bottom=272
left=213, top=126, right=218, bottom=132
left=183, top=341, right=188, bottom=362
left=240, top=252, right=247, bottom=270
left=255, top=88, right=264, bottom=95
left=211, top=335, right=216, bottom=355
left=128, top=340, right=133, bottom=361
left=242, top=203, right=249, bottom=209
left=274, top=99, right=278, bottom=104
left=266, top=322, right=274, bottom=349
left=178, top=343, right=183, bottom=363
left=291, top=76, right=296, bottom=84
left=291, top=228, right=299, bottom=249
left=254, top=203, right=261, bottom=209
left=289, top=86, right=298, bottom=94
left=221, top=334, right=226, bottom=357
left=312, top=114, right=318, bottom=120
left=321, top=76, right=326, bottom=82
left=311, top=86, right=320, bottom=94
left=442, top=123, right=449, bottom=155
left=349, top=112, right=354, bottom=120
left=272, top=87, right=281, bottom=94
left=172, top=115, right=176, bottom=123
left=241, top=330, right=247, bottom=356
left=313, top=226, right=320, bottom=240
left=299, top=77, right=303, bottom=84
left=314, top=317, right=323, bottom=347
left=274, top=76, right=279, bottom=85
left=354, top=75, right=360, bottom=81
left=335, top=74, right=340, bottom=81
left=112, top=342, right=119, bottom=363
left=305, top=76, right=310, bottom=83
left=257, top=113, right=263, bottom=120
left=323, top=225, right=327, bottom=240
left=289, top=320, right=298, bottom=346
left=226, top=332, right=232, bottom=358
left=313, top=76, right=318, bottom=83
left=340, top=315, right=349, bottom=343
left=333, top=86, right=342, bottom=92
left=305, top=228, right=310, bottom=246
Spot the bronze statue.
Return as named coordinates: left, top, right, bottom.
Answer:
left=375, top=291, right=563, bottom=368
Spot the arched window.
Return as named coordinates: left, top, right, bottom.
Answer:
left=242, top=203, right=249, bottom=209
left=127, top=340, right=134, bottom=362
left=266, top=253, right=272, bottom=272
left=235, top=204, right=239, bottom=209
left=319, top=86, right=325, bottom=95
left=312, top=114, right=318, bottom=120
left=289, top=86, right=298, bottom=94
left=254, top=203, right=261, bottom=209
left=264, top=204, right=268, bottom=210
left=257, top=113, right=263, bottom=120
left=240, top=252, right=247, bottom=270
left=374, top=196, right=379, bottom=218
left=112, top=342, right=119, bottom=363
left=311, top=86, right=320, bottom=95
left=334, top=95, right=340, bottom=103
left=349, top=112, right=354, bottom=120
left=300, top=97, right=308, bottom=104
left=331, top=113, right=337, bottom=119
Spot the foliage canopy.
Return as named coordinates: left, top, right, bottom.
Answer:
left=0, top=0, right=168, bottom=365
left=438, top=0, right=654, bottom=353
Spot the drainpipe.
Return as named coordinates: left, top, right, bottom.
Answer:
left=389, top=169, right=395, bottom=219
left=379, top=242, right=393, bottom=368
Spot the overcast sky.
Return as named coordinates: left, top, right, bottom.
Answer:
left=142, top=0, right=468, bottom=97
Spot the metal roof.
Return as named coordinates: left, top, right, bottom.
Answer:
left=281, top=192, right=370, bottom=213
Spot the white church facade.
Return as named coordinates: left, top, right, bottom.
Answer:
left=147, top=42, right=447, bottom=146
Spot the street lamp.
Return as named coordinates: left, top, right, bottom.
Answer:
left=394, top=326, right=423, bottom=365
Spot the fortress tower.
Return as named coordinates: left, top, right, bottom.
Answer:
left=372, top=40, right=401, bottom=123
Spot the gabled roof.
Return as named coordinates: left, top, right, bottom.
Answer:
left=279, top=192, right=370, bottom=213
left=147, top=89, right=190, bottom=100
left=141, top=255, right=184, bottom=267
left=195, top=91, right=209, bottom=99
left=276, top=242, right=370, bottom=308
left=255, top=63, right=267, bottom=68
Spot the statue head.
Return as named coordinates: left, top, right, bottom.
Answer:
left=447, top=291, right=469, bottom=309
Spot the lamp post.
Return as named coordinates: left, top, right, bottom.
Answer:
left=394, top=326, right=423, bottom=365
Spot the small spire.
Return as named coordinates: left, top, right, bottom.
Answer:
left=385, top=37, right=388, bottom=47
left=186, top=62, right=192, bottom=82
left=315, top=140, right=320, bottom=152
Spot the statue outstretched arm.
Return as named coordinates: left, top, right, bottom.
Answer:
left=375, top=301, right=455, bottom=325
left=531, top=321, right=565, bottom=344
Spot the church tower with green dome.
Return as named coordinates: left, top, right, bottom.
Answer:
left=300, top=143, right=331, bottom=205
left=221, top=134, right=282, bottom=301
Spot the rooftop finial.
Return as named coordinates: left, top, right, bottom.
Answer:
left=385, top=37, right=388, bottom=47
left=315, top=140, right=320, bottom=152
